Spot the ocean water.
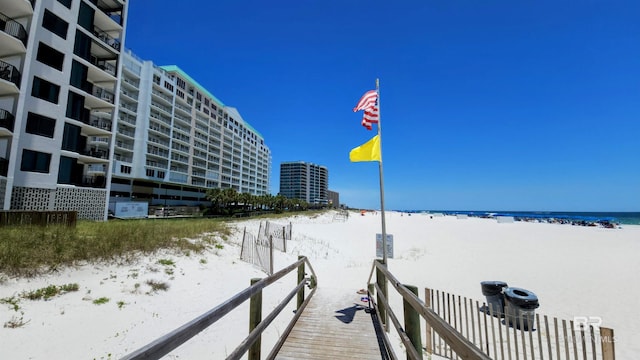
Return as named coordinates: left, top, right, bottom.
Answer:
left=403, top=210, right=640, bottom=225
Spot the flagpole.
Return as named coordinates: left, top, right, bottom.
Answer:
left=376, top=78, right=388, bottom=266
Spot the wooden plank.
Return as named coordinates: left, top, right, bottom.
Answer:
left=275, top=288, right=386, bottom=359
left=600, top=327, right=615, bottom=360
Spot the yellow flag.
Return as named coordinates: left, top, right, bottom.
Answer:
left=349, top=135, right=381, bottom=162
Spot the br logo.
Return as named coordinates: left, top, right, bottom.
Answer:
left=573, top=316, right=602, bottom=330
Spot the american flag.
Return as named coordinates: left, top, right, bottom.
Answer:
left=353, top=90, right=379, bottom=130
left=361, top=105, right=379, bottom=130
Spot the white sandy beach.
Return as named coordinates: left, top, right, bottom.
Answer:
left=1, top=211, right=638, bottom=359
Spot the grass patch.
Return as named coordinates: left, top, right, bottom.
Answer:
left=22, top=283, right=79, bottom=300
left=93, top=297, right=110, bottom=305
left=0, top=296, right=21, bottom=311
left=4, top=313, right=29, bottom=328
left=0, top=218, right=230, bottom=276
left=146, top=280, right=169, bottom=292
left=157, top=259, right=175, bottom=266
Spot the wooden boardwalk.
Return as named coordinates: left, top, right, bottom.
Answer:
left=275, top=288, right=389, bottom=359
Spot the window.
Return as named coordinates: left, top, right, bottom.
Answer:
left=70, top=60, right=89, bottom=92
left=120, top=165, right=131, bottom=174
left=66, top=91, right=87, bottom=121
left=58, top=156, right=80, bottom=184
left=77, top=2, right=94, bottom=32
left=62, top=123, right=82, bottom=152
left=176, top=78, right=186, bottom=89
left=57, top=0, right=72, bottom=8
left=36, top=43, right=64, bottom=70
left=146, top=169, right=154, bottom=177
left=21, top=149, right=52, bottom=173
left=42, top=10, right=69, bottom=39
left=31, top=77, right=60, bottom=103
left=26, top=112, right=56, bottom=138
left=73, top=30, right=91, bottom=61
left=164, top=81, right=173, bottom=92
left=157, top=171, right=165, bottom=179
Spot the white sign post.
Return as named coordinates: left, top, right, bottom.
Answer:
left=376, top=233, right=394, bottom=259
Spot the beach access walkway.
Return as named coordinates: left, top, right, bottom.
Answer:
left=275, top=287, right=389, bottom=359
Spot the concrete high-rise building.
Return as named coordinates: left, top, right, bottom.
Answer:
left=1, top=0, right=128, bottom=220
left=108, top=51, right=271, bottom=209
left=0, top=1, right=270, bottom=220
left=279, top=161, right=328, bottom=204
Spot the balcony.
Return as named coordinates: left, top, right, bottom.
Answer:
left=118, top=112, right=136, bottom=126
left=122, top=76, right=139, bottom=89
left=152, top=89, right=172, bottom=105
left=92, top=25, right=121, bottom=51
left=91, top=84, right=115, bottom=104
left=89, top=0, right=124, bottom=26
left=88, top=115, right=112, bottom=131
left=115, top=140, right=134, bottom=151
left=81, top=175, right=106, bottom=188
left=0, top=59, right=21, bottom=93
left=89, top=55, right=117, bottom=77
left=174, top=102, right=191, bottom=115
left=81, top=148, right=109, bottom=160
left=0, top=108, right=15, bottom=134
left=87, top=163, right=106, bottom=174
left=0, top=11, right=28, bottom=55
left=117, top=127, right=135, bottom=138
left=120, top=102, right=137, bottom=113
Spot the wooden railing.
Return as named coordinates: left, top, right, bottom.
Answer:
left=425, top=288, right=615, bottom=360
left=367, top=260, right=491, bottom=360
left=120, top=256, right=317, bottom=360
left=367, top=261, right=616, bottom=360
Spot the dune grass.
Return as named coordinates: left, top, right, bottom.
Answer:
left=0, top=218, right=230, bottom=277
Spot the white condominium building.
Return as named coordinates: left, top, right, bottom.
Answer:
left=0, top=0, right=270, bottom=220
left=0, top=0, right=127, bottom=220
left=109, top=51, right=271, bottom=210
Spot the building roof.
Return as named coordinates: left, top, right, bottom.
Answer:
left=159, top=65, right=225, bottom=107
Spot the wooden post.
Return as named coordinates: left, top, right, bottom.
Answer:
left=269, top=235, right=274, bottom=275
left=600, top=327, right=615, bottom=360
left=375, top=259, right=388, bottom=331
left=424, top=288, right=433, bottom=354
left=282, top=226, right=287, bottom=252
left=249, top=278, right=262, bottom=360
left=404, top=284, right=422, bottom=359
left=297, top=255, right=305, bottom=309
left=240, top=227, right=247, bottom=259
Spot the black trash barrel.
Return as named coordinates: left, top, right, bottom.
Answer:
left=481, top=281, right=508, bottom=316
left=503, top=287, right=540, bottom=330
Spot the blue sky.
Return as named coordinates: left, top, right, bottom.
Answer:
left=125, top=1, right=639, bottom=211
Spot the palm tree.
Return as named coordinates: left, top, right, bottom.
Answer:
left=206, top=188, right=223, bottom=213
left=239, top=192, right=252, bottom=211
left=274, top=194, right=286, bottom=213
left=222, top=188, right=238, bottom=214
